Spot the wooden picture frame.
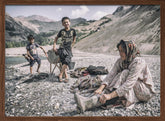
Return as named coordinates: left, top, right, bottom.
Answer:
left=0, top=0, right=165, bottom=121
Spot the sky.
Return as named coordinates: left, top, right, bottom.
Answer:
left=5, top=5, right=119, bottom=21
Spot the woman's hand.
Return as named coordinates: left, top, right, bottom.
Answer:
left=99, top=94, right=111, bottom=104
left=99, top=91, right=118, bottom=104
left=94, top=84, right=106, bottom=95
left=95, top=88, right=103, bottom=95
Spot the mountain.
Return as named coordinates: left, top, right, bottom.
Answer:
left=14, top=16, right=86, bottom=33
left=5, top=14, right=87, bottom=45
left=16, top=15, right=55, bottom=22
left=73, top=14, right=117, bottom=41
left=5, top=13, right=35, bottom=42
left=5, top=5, right=160, bottom=55
left=74, top=5, right=160, bottom=55
left=14, top=15, right=55, bottom=33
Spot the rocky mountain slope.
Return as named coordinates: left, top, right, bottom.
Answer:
left=5, top=14, right=87, bottom=43
left=73, top=14, right=116, bottom=41
left=15, top=15, right=55, bottom=22
left=5, top=13, right=35, bottom=42
left=14, top=15, right=86, bottom=33
left=74, top=5, right=160, bottom=55
left=5, top=5, right=160, bottom=55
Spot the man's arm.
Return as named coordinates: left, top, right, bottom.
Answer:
left=27, top=50, right=34, bottom=60
left=40, top=46, right=48, bottom=58
left=53, top=36, right=58, bottom=52
left=72, top=36, right=76, bottom=48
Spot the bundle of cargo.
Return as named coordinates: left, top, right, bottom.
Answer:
left=47, top=49, right=61, bottom=74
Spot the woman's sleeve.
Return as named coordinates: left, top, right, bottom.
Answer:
left=116, top=58, right=143, bottom=97
left=102, top=59, right=121, bottom=86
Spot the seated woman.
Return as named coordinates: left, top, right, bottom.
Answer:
left=74, top=40, right=155, bottom=113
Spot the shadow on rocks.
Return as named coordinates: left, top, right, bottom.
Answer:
left=60, top=110, right=79, bottom=116
left=22, top=73, right=59, bottom=84
left=21, top=63, right=30, bottom=67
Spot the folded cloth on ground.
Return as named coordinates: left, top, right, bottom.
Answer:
left=70, top=65, right=109, bottom=78
left=70, top=75, right=107, bottom=94
left=87, top=65, right=109, bottom=75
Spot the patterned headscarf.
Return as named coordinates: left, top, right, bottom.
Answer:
left=117, top=40, right=140, bottom=69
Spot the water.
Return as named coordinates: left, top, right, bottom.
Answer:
left=5, top=56, right=47, bottom=67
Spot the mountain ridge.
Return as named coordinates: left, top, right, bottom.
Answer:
left=74, top=5, right=160, bottom=55
left=5, top=5, right=160, bottom=55
left=15, top=15, right=55, bottom=22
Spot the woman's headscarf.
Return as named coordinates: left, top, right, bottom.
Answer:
left=117, top=40, right=140, bottom=69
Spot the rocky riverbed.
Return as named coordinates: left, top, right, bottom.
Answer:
left=5, top=50, right=160, bottom=117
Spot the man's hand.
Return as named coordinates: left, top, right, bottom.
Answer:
left=71, top=42, right=75, bottom=48
left=45, top=53, right=48, bottom=58
left=53, top=47, right=57, bottom=52
left=31, top=57, right=34, bottom=60
left=53, top=48, right=58, bottom=55
left=40, top=46, right=49, bottom=58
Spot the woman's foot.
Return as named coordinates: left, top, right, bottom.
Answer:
left=122, top=100, right=134, bottom=109
left=121, top=100, right=127, bottom=106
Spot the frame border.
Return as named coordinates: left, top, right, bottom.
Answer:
left=0, top=0, right=165, bottom=121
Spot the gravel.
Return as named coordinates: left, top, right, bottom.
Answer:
left=5, top=50, right=160, bottom=116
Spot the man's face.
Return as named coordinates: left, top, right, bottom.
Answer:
left=62, top=19, right=70, bottom=29
left=118, top=45, right=126, bottom=61
left=29, top=39, right=34, bottom=44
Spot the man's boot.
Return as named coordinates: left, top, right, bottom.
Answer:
left=74, top=93, right=102, bottom=113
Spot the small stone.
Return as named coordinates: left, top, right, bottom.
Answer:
left=115, top=113, right=122, bottom=116
left=55, top=103, right=60, bottom=109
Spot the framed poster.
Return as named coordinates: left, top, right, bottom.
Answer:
left=0, top=0, right=164, bottom=121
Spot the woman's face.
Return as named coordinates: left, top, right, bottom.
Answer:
left=119, top=45, right=126, bottom=61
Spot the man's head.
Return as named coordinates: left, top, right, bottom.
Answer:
left=61, top=17, right=70, bottom=29
left=27, top=35, right=34, bottom=44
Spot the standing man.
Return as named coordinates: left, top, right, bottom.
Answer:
left=53, top=17, right=76, bottom=83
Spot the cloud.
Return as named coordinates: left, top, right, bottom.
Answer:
left=57, top=8, right=62, bottom=12
left=71, top=6, right=89, bottom=18
left=92, top=11, right=108, bottom=20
